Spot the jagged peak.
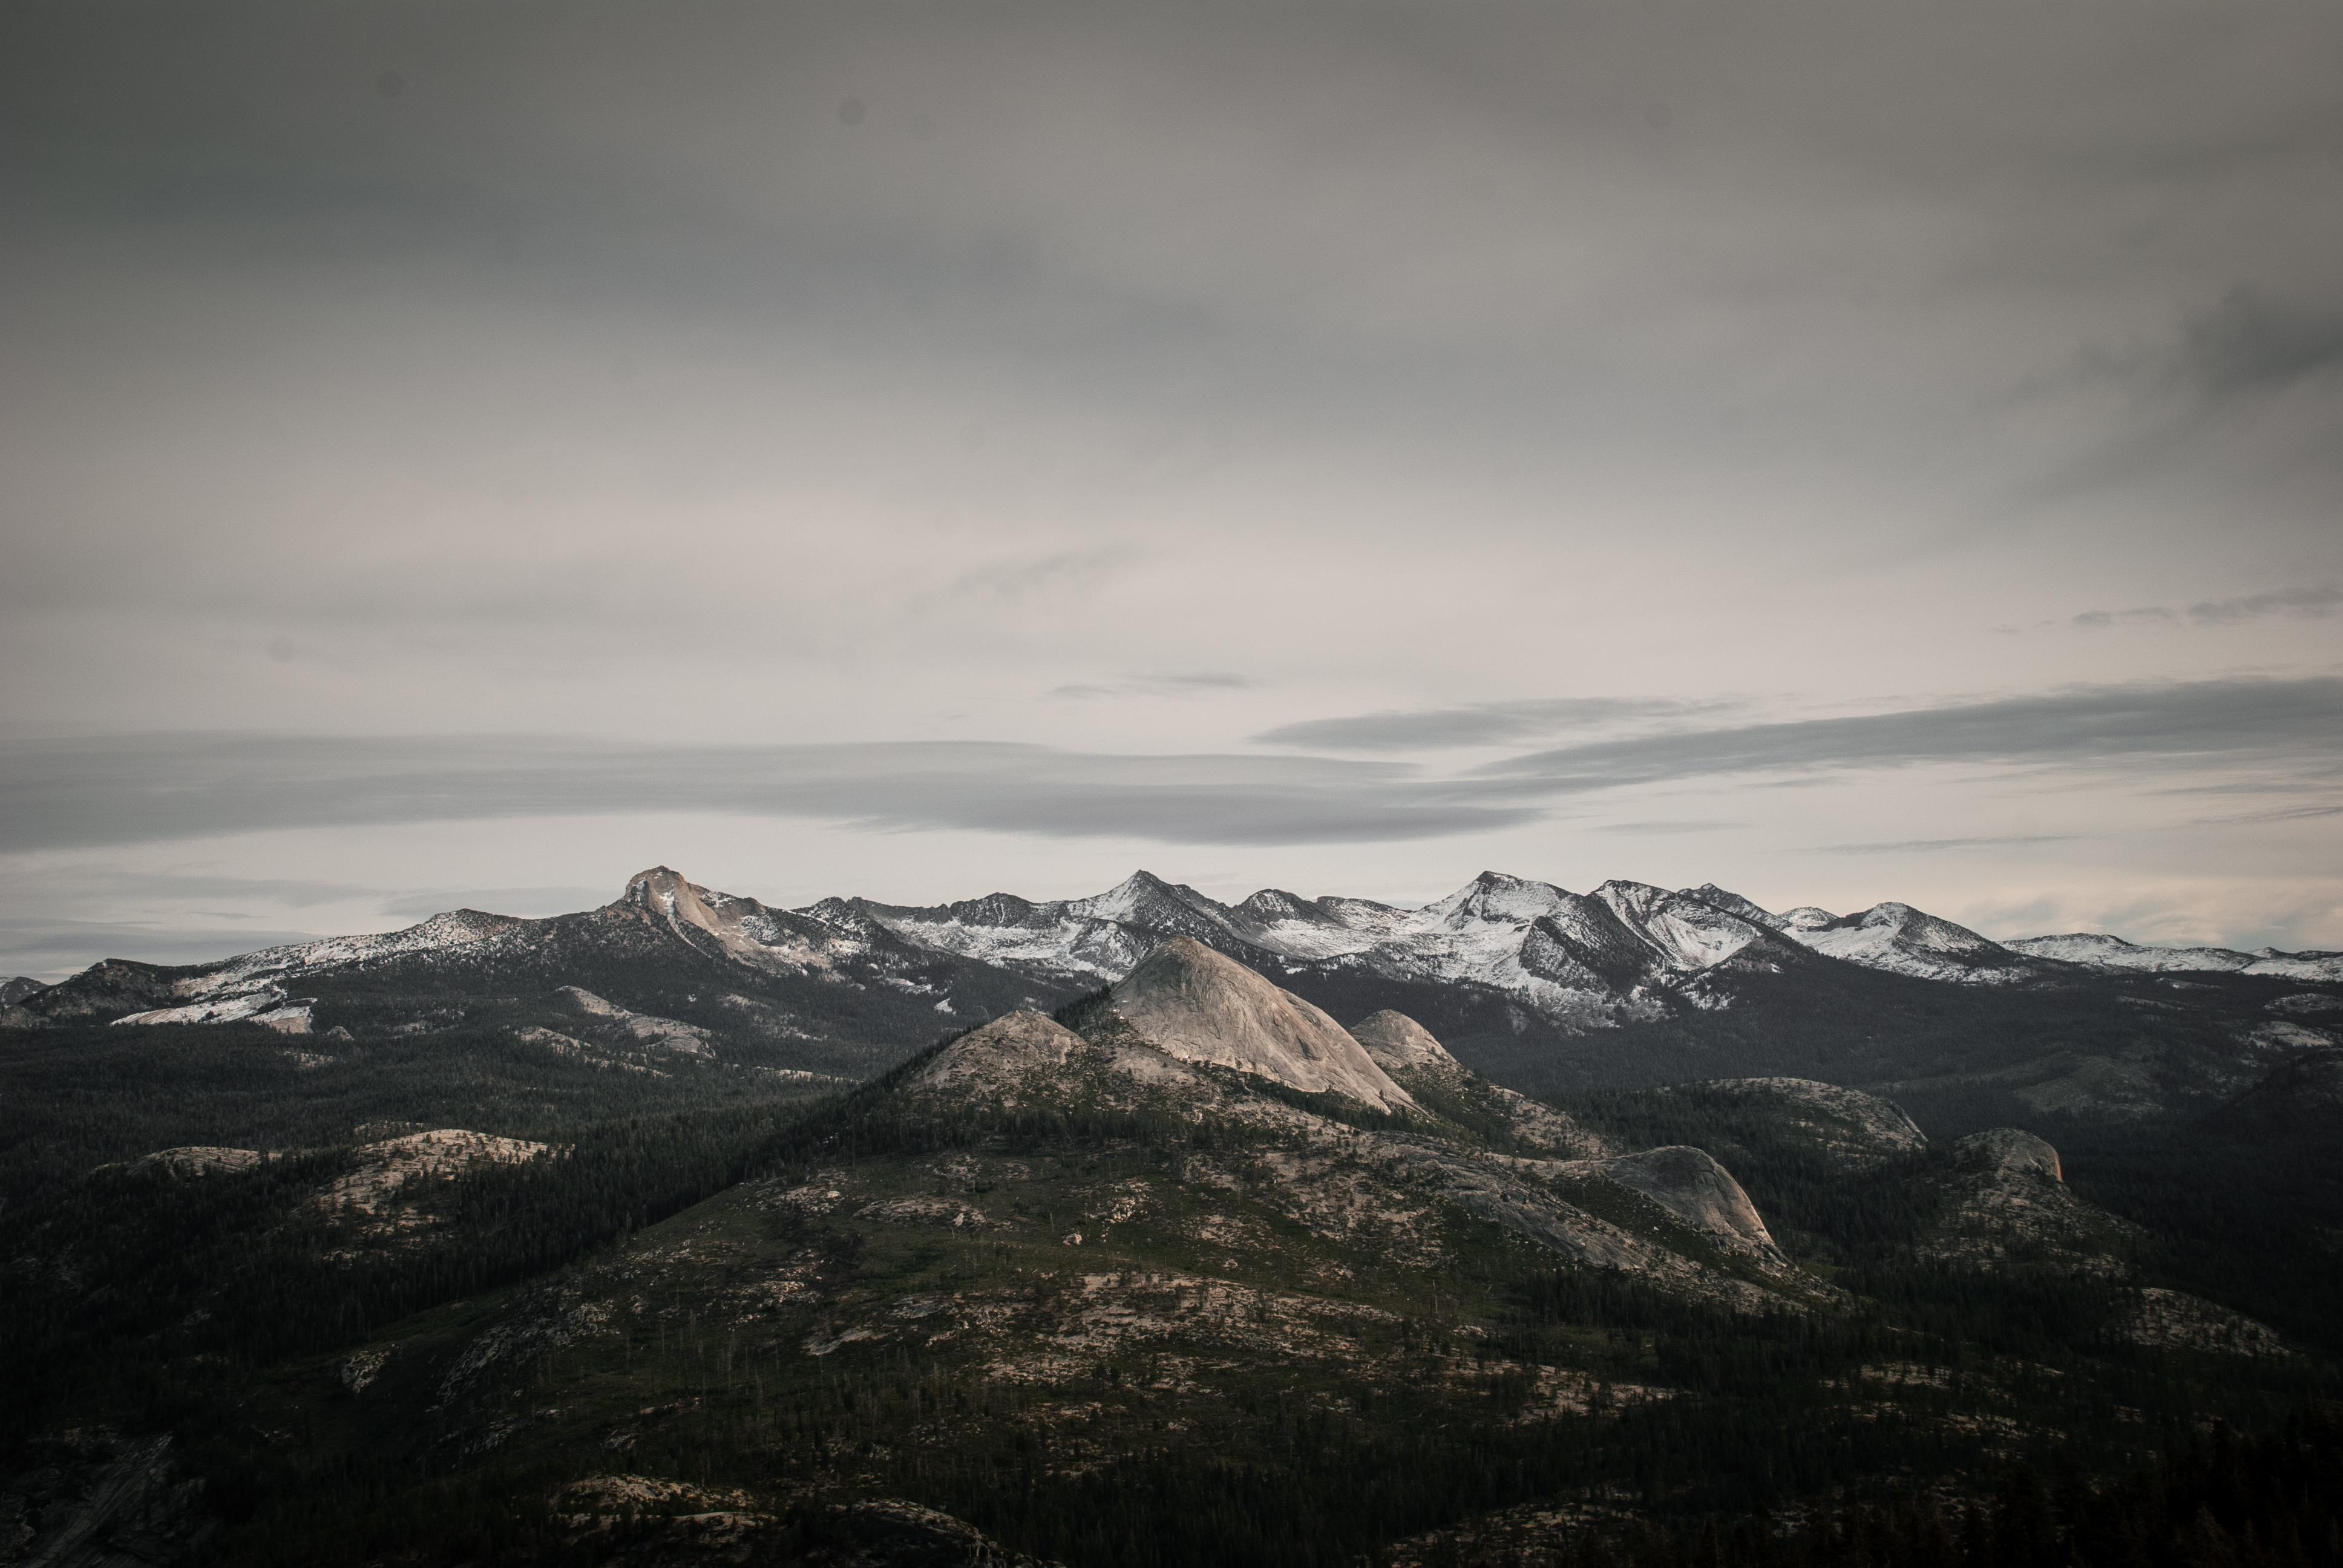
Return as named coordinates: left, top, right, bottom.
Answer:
left=944, top=892, right=1039, bottom=924
left=623, top=865, right=693, bottom=901
left=1430, top=869, right=1574, bottom=924
left=1591, top=878, right=1680, bottom=918
left=1075, top=869, right=1222, bottom=923
left=798, top=896, right=880, bottom=936
left=618, top=866, right=729, bottom=939
left=1681, top=884, right=1787, bottom=929
left=1237, top=887, right=1332, bottom=923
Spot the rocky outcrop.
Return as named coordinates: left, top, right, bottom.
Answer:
left=1348, top=1010, right=1457, bottom=1070
left=1922, top=1128, right=2138, bottom=1273
left=914, top=1011, right=1087, bottom=1100
left=320, top=1129, right=555, bottom=1218
left=1719, top=1077, right=1928, bottom=1168
left=556, top=986, right=714, bottom=1056
left=1349, top=1010, right=1608, bottom=1157
left=1953, top=1127, right=2062, bottom=1184
left=2125, top=1287, right=2291, bottom=1359
left=130, top=1146, right=264, bottom=1178
left=1601, top=1146, right=1786, bottom=1265
left=1110, top=938, right=1415, bottom=1113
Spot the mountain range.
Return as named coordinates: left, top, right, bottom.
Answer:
left=6, top=863, right=2342, bottom=1566
left=7, top=909, right=2332, bottom=1567
left=9, top=864, right=2336, bottom=1134
left=13, top=865, right=2338, bottom=1036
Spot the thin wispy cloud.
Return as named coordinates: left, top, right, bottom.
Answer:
left=945, top=545, right=1141, bottom=606
left=2187, top=587, right=2343, bottom=624
left=2194, top=802, right=2343, bottom=828
left=1473, top=678, right=2343, bottom=794
left=2071, top=585, right=2339, bottom=630
left=1808, top=835, right=2076, bottom=856
left=1051, top=672, right=1253, bottom=701
left=8, top=677, right=2335, bottom=858
left=0, top=734, right=1538, bottom=852
left=1254, top=698, right=1734, bottom=753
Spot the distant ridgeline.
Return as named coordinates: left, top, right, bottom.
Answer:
left=2, top=867, right=2338, bottom=1566
left=8, top=864, right=2339, bottom=1140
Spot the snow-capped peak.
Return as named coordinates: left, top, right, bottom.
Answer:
left=1680, top=884, right=1790, bottom=931
left=1784, top=901, right=2025, bottom=984
left=1068, top=870, right=1228, bottom=928
left=1429, top=870, right=1575, bottom=929
left=1236, top=888, right=1332, bottom=924
left=2003, top=931, right=2343, bottom=981
left=1594, top=880, right=1769, bottom=972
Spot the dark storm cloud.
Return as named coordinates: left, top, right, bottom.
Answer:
left=0, top=735, right=1537, bottom=852
left=1253, top=699, right=1730, bottom=753
left=1475, top=678, right=2343, bottom=792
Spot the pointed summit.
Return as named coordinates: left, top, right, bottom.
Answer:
left=620, top=866, right=720, bottom=935
left=1430, top=870, right=1575, bottom=927
left=1109, top=937, right=1415, bottom=1113
left=1593, top=880, right=1771, bottom=971
left=1059, top=872, right=1251, bottom=949
left=1680, top=883, right=1788, bottom=930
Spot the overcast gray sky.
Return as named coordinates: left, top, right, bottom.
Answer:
left=4, top=0, right=2340, bottom=976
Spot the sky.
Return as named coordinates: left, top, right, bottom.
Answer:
left=3, top=0, right=2341, bottom=978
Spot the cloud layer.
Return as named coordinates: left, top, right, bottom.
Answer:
left=7, top=678, right=2333, bottom=860
left=1475, top=678, right=2343, bottom=794
left=2, top=1, right=2341, bottom=965
left=0, top=735, right=1535, bottom=854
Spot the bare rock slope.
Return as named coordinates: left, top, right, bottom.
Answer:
left=1108, top=937, right=1416, bottom=1114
